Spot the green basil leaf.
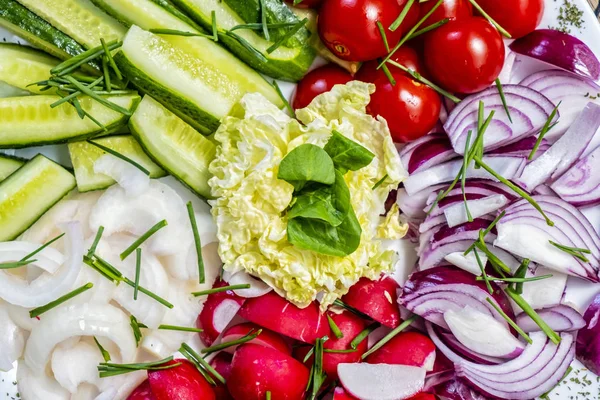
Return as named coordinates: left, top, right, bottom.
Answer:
left=324, top=131, right=375, bottom=173
left=278, top=144, right=335, bottom=191
left=287, top=206, right=362, bottom=257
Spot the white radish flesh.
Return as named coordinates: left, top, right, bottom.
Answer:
left=338, top=363, right=425, bottom=400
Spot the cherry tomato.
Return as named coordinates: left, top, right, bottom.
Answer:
left=355, top=45, right=425, bottom=83
left=423, top=17, right=505, bottom=94
left=284, top=0, right=324, bottom=8
left=367, top=73, right=441, bottom=143
left=292, top=64, right=353, bottom=110
left=475, top=0, right=544, bottom=39
left=318, top=0, right=420, bottom=62
left=420, top=0, right=472, bottom=26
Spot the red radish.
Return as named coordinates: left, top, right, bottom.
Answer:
left=221, top=323, right=290, bottom=355
left=228, top=344, right=310, bottom=400
left=210, top=353, right=234, bottom=400
left=238, top=292, right=328, bottom=343
left=365, top=331, right=436, bottom=371
left=197, top=279, right=246, bottom=346
left=127, top=380, right=156, bottom=400
left=148, top=359, right=216, bottom=400
left=342, top=276, right=401, bottom=328
left=408, top=394, right=437, bottom=400
left=334, top=387, right=357, bottom=400
left=338, top=363, right=426, bottom=400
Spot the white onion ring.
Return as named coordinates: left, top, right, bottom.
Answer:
left=93, top=154, right=150, bottom=197
left=0, top=302, right=24, bottom=371
left=0, top=241, right=65, bottom=274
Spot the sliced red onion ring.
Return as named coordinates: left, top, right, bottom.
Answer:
left=489, top=136, right=550, bottom=160
left=517, top=304, right=585, bottom=333
left=551, top=145, right=600, bottom=206
left=435, top=377, right=490, bottom=400
left=397, top=185, right=447, bottom=220
left=444, top=252, right=488, bottom=276
left=418, top=218, right=494, bottom=260
left=516, top=102, right=600, bottom=192
left=404, top=156, right=526, bottom=196
left=440, top=332, right=505, bottom=365
left=400, top=133, right=458, bottom=174
left=444, top=85, right=556, bottom=154
left=444, top=195, right=509, bottom=228
left=510, top=29, right=600, bottom=81
left=576, top=293, right=600, bottom=374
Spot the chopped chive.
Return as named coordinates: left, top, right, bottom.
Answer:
left=495, top=78, right=512, bottom=123
left=202, top=329, right=262, bottom=354
left=461, top=130, right=473, bottom=222
left=124, top=277, right=174, bottom=308
left=51, top=40, right=122, bottom=77
left=513, top=258, right=530, bottom=294
left=120, top=220, right=168, bottom=260
left=211, top=10, right=218, bottom=41
left=477, top=274, right=553, bottom=284
left=192, top=284, right=251, bottom=297
left=333, top=299, right=372, bottom=320
left=50, top=76, right=104, bottom=108
left=350, top=322, right=380, bottom=349
left=361, top=316, right=417, bottom=359
left=181, top=343, right=226, bottom=384
left=98, top=357, right=176, bottom=378
left=67, top=95, right=107, bottom=130
left=271, top=80, right=295, bottom=117
left=549, top=240, right=590, bottom=262
left=308, top=337, right=327, bottom=399
left=92, top=255, right=124, bottom=281
left=389, top=0, right=415, bottom=31
left=0, top=260, right=38, bottom=270
left=83, top=256, right=122, bottom=283
left=230, top=22, right=299, bottom=31
left=149, top=28, right=214, bottom=39
left=225, top=31, right=268, bottom=62
left=426, top=190, right=445, bottom=217
left=130, top=315, right=143, bottom=347
left=464, top=211, right=505, bottom=255
left=94, top=337, right=111, bottom=362
left=376, top=21, right=390, bottom=52
left=266, top=18, right=308, bottom=54
left=486, top=297, right=532, bottom=344
left=158, top=325, right=203, bottom=333
left=86, top=139, right=151, bottom=176
left=327, top=315, right=344, bottom=339
left=100, top=38, right=122, bottom=80
left=64, top=76, right=132, bottom=116
left=468, top=0, right=511, bottom=38
left=529, top=101, right=561, bottom=160
left=186, top=202, right=205, bottom=284
left=475, top=232, right=511, bottom=274
left=408, top=18, right=449, bottom=40
left=380, top=63, right=397, bottom=86
left=259, top=0, right=270, bottom=41
left=324, top=348, right=357, bottom=353
left=474, top=248, right=493, bottom=294
left=386, top=60, right=461, bottom=103
left=101, top=57, right=111, bottom=94
left=303, top=346, right=315, bottom=363
left=29, top=282, right=93, bottom=318
left=133, top=248, right=142, bottom=301
left=21, top=233, right=65, bottom=261
left=179, top=345, right=216, bottom=385
left=372, top=174, right=389, bottom=190
left=266, top=391, right=272, bottom=400
left=506, top=287, right=561, bottom=344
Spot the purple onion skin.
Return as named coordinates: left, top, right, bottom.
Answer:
left=510, top=29, right=600, bottom=81
left=408, top=136, right=455, bottom=174
left=435, top=378, right=490, bottom=400
left=432, top=218, right=494, bottom=242
left=576, top=293, right=600, bottom=374
left=438, top=193, right=487, bottom=208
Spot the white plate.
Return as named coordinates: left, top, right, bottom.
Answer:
left=1, top=1, right=600, bottom=399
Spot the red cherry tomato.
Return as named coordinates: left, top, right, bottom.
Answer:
left=475, top=0, right=544, bottom=39
left=368, top=73, right=441, bottom=143
left=356, top=45, right=425, bottom=84
left=420, top=0, right=473, bottom=26
left=284, top=0, right=324, bottom=8
left=318, top=0, right=420, bottom=62
left=292, top=64, right=353, bottom=110
left=423, top=17, right=505, bottom=94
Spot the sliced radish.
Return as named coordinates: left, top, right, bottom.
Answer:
left=228, top=343, right=310, bottom=400
left=342, top=277, right=401, bottom=328
left=338, top=363, right=426, bottom=400
left=148, top=359, right=215, bottom=400
left=209, top=352, right=234, bottom=400
left=197, top=279, right=246, bottom=346
left=334, top=387, right=358, bottom=400
left=365, top=331, right=436, bottom=371
left=127, top=380, right=156, bottom=400
left=238, top=292, right=328, bottom=343
left=220, top=323, right=290, bottom=355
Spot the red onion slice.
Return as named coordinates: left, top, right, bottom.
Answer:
left=576, top=293, right=600, bottom=374
left=435, top=377, right=490, bottom=400
left=517, top=304, right=585, bottom=333
left=400, top=133, right=458, bottom=174
left=444, top=195, right=509, bottom=228
left=440, top=332, right=505, bottom=365
left=489, top=136, right=550, bottom=160
left=397, top=184, right=447, bottom=220
left=551, top=145, right=600, bottom=207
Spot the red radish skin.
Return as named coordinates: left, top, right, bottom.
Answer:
left=148, top=359, right=216, bottom=400
left=127, top=380, right=156, bottom=400
left=408, top=394, right=437, bottom=400
left=228, top=344, right=310, bottom=400
left=197, top=280, right=246, bottom=346
left=342, top=276, right=401, bottom=328
left=238, top=292, right=328, bottom=343
left=365, top=331, right=436, bottom=370
left=220, top=323, right=291, bottom=354
left=334, top=387, right=358, bottom=400
left=210, top=352, right=234, bottom=400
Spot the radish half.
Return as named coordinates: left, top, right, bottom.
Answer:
left=338, top=363, right=426, bottom=400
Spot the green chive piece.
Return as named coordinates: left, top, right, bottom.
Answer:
left=102, top=57, right=111, bottom=92
left=477, top=274, right=553, bottom=284
left=50, top=76, right=104, bottom=109
left=211, top=10, right=218, bottom=41
left=133, top=248, right=142, bottom=301
left=179, top=345, right=216, bottom=385
left=426, top=190, right=445, bottom=217
left=474, top=248, right=493, bottom=295
left=327, top=315, right=344, bottom=339
left=98, top=357, right=176, bottom=378
left=230, top=22, right=299, bottom=31
left=83, top=256, right=122, bottom=283
left=468, top=0, right=511, bottom=38
left=308, top=337, right=327, bottom=399
left=202, top=329, right=262, bottom=354
left=94, top=337, right=111, bottom=362
left=324, top=348, right=357, bottom=353
left=380, top=63, right=397, bottom=86
left=486, top=297, right=532, bottom=344
left=101, top=38, right=122, bottom=80
left=372, top=174, right=389, bottom=190
left=271, top=80, right=295, bottom=117
left=192, top=284, right=251, bottom=297
left=225, top=31, right=268, bottom=62
left=124, top=277, right=174, bottom=309
left=266, top=391, right=272, bottom=400
left=51, top=40, right=122, bottom=76
left=120, top=220, right=168, bottom=260
left=513, top=259, right=530, bottom=294
left=408, top=18, right=449, bottom=40
left=475, top=231, right=511, bottom=274
left=21, top=233, right=65, bottom=261
left=387, top=60, right=461, bottom=103
left=529, top=102, right=561, bottom=160
left=303, top=346, right=315, bottom=363
left=361, top=316, right=417, bottom=359
left=333, top=299, right=373, bottom=320
left=130, top=315, right=144, bottom=347
left=87, top=139, right=151, bottom=176
left=266, top=18, right=308, bottom=54
left=64, top=76, right=132, bottom=116
left=389, top=0, right=415, bottom=31
left=350, top=322, right=380, bottom=350
left=259, top=0, right=270, bottom=41
left=186, top=202, right=205, bottom=284
left=506, top=287, right=561, bottom=344
left=0, top=260, right=38, bottom=270
left=495, top=78, right=512, bottom=123
left=549, top=240, right=590, bottom=262
left=376, top=21, right=390, bottom=52
left=149, top=28, right=214, bottom=39
left=464, top=211, right=505, bottom=255
left=462, top=130, right=473, bottom=222
left=29, top=283, right=93, bottom=318
left=158, top=325, right=203, bottom=333
left=181, top=343, right=226, bottom=384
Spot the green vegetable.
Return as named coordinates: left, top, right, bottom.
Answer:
left=324, top=131, right=375, bottom=173
left=278, top=144, right=336, bottom=191
left=0, top=44, right=62, bottom=95
left=29, top=282, right=94, bottom=318
left=0, top=154, right=25, bottom=182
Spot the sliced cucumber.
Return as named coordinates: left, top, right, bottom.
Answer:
left=15, top=0, right=126, bottom=49
left=171, top=0, right=315, bottom=82
left=0, top=82, right=32, bottom=98
left=129, top=96, right=215, bottom=198
left=0, top=154, right=25, bottom=181
left=0, top=154, right=76, bottom=241
left=0, top=0, right=99, bottom=72
left=0, top=44, right=60, bottom=94
left=0, top=93, right=141, bottom=148
left=68, top=135, right=166, bottom=192
left=115, top=26, right=282, bottom=135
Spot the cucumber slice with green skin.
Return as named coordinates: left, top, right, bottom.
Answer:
left=0, top=154, right=76, bottom=241
left=0, top=154, right=25, bottom=181
left=171, top=0, right=315, bottom=82
left=0, top=44, right=60, bottom=94
left=90, top=0, right=195, bottom=31
left=68, top=134, right=166, bottom=192
left=0, top=93, right=141, bottom=148
left=116, top=26, right=282, bottom=135
left=15, top=0, right=126, bottom=49
left=0, top=0, right=99, bottom=73
left=129, top=96, right=216, bottom=198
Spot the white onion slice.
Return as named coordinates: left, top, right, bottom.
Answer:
left=97, top=370, right=147, bottom=400
left=444, top=252, right=488, bottom=276
left=338, top=363, right=426, bottom=400
left=51, top=340, right=103, bottom=393
left=444, top=195, right=509, bottom=228
left=162, top=231, right=220, bottom=283
left=519, top=267, right=567, bottom=310
left=0, top=302, right=24, bottom=371
left=24, top=302, right=137, bottom=372
left=226, top=270, right=273, bottom=298
left=17, top=361, right=70, bottom=400
left=0, top=241, right=64, bottom=274
left=0, top=222, right=83, bottom=307
left=93, top=154, right=150, bottom=197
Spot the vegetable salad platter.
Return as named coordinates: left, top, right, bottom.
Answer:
left=2, top=0, right=600, bottom=399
